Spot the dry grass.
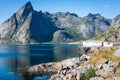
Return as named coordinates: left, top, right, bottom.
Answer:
left=115, top=67, right=120, bottom=77
left=89, top=46, right=120, bottom=64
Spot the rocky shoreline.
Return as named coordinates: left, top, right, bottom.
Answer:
left=23, top=46, right=120, bottom=80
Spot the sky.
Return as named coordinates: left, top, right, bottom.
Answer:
left=0, top=0, right=120, bottom=25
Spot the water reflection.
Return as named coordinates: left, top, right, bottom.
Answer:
left=53, top=45, right=78, bottom=61
left=0, top=44, right=79, bottom=80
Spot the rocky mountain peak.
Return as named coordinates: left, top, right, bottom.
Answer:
left=84, top=13, right=102, bottom=21
left=94, top=13, right=101, bottom=17
left=84, top=13, right=96, bottom=21
left=87, top=13, right=94, bottom=17
left=113, top=14, right=120, bottom=23
left=65, top=12, right=78, bottom=17
left=0, top=2, right=113, bottom=44
left=16, top=1, right=33, bottom=21
left=19, top=1, right=33, bottom=12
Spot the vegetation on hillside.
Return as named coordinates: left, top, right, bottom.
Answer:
left=90, top=47, right=119, bottom=64
left=82, top=67, right=96, bottom=80
left=64, top=27, right=84, bottom=41
left=92, top=33, right=105, bottom=40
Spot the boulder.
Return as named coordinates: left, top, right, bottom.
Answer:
left=96, top=58, right=108, bottom=65
left=95, top=70, right=113, bottom=78
left=113, top=61, right=120, bottom=68
left=80, top=54, right=91, bottom=62
left=113, top=49, right=120, bottom=57
left=50, top=75, right=63, bottom=80
left=113, top=77, right=120, bottom=80
left=76, top=71, right=84, bottom=80
left=96, top=64, right=103, bottom=70
left=90, top=77, right=104, bottom=80
left=66, top=73, right=74, bottom=80
left=102, top=64, right=115, bottom=73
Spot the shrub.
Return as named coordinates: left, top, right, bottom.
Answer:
left=82, top=67, right=96, bottom=80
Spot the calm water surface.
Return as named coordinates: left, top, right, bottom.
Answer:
left=0, top=44, right=80, bottom=80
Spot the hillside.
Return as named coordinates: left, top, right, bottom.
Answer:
left=0, top=2, right=111, bottom=44
left=104, top=14, right=120, bottom=42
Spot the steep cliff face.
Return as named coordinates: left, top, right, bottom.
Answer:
left=0, top=2, right=33, bottom=38
left=0, top=2, right=112, bottom=44
left=105, top=15, right=120, bottom=42
left=0, top=2, right=58, bottom=43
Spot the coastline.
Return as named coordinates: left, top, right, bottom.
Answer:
left=21, top=46, right=120, bottom=80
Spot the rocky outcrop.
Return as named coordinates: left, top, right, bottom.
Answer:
left=105, top=14, right=120, bottom=42
left=27, top=58, right=80, bottom=74
left=25, top=54, right=91, bottom=80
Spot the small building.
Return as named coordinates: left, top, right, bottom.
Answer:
left=83, top=40, right=113, bottom=47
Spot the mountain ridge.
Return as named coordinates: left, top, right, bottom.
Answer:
left=0, top=2, right=112, bottom=44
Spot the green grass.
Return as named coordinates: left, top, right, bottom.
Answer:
left=64, top=27, right=84, bottom=41
left=108, top=27, right=115, bottom=34
left=0, top=37, right=22, bottom=44
left=92, top=33, right=105, bottom=40
left=82, top=67, right=96, bottom=80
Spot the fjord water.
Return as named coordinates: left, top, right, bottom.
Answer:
left=0, top=44, right=79, bottom=80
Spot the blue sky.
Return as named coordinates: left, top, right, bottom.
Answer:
left=0, top=0, right=120, bottom=25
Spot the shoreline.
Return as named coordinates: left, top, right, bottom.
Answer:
left=21, top=46, right=120, bottom=80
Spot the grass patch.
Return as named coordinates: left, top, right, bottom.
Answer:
left=108, top=27, right=116, bottom=34
left=64, top=27, right=85, bottom=41
left=82, top=67, right=96, bottom=80
left=90, top=47, right=120, bottom=64
left=92, top=33, right=105, bottom=40
left=115, top=67, right=120, bottom=77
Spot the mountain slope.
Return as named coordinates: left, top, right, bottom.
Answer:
left=105, top=15, right=120, bottom=42
left=0, top=2, right=58, bottom=43
left=48, top=12, right=111, bottom=41
left=0, top=2, right=112, bottom=44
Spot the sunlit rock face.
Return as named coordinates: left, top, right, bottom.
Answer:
left=0, top=2, right=111, bottom=43
left=0, top=2, right=58, bottom=44
left=105, top=14, right=120, bottom=42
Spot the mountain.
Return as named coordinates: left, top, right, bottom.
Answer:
left=0, top=2, right=111, bottom=44
left=46, top=12, right=111, bottom=42
left=0, top=2, right=58, bottom=43
left=104, top=14, right=120, bottom=42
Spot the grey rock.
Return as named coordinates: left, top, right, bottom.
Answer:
left=105, top=14, right=120, bottom=42
left=102, top=64, right=114, bottom=73
left=80, top=54, right=91, bottom=62
left=90, top=77, right=104, bottom=80
left=113, top=77, right=120, bottom=80
left=96, top=58, right=108, bottom=65
left=95, top=70, right=113, bottom=78
left=113, top=49, right=120, bottom=57
left=0, top=2, right=58, bottom=44
left=113, top=61, right=120, bottom=68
